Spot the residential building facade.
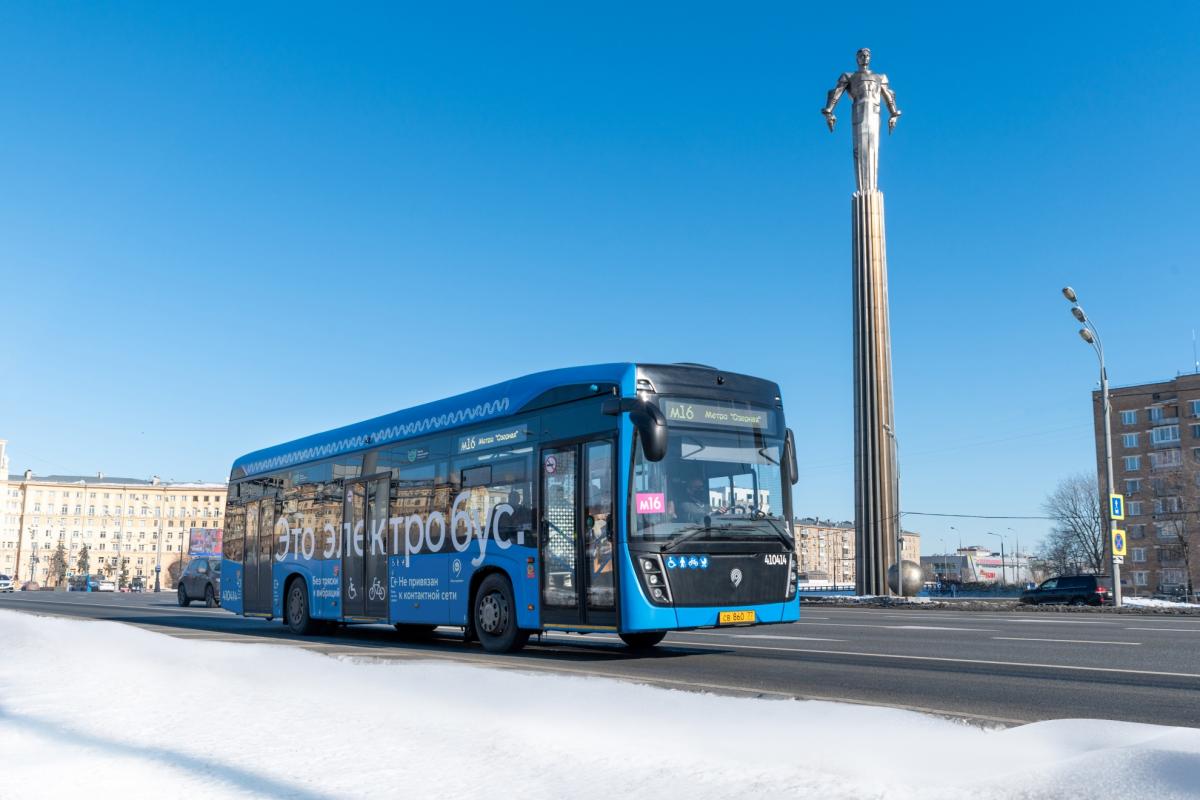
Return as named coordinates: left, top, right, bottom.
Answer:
left=794, top=517, right=920, bottom=588
left=1096, top=373, right=1200, bottom=598
left=1, top=442, right=226, bottom=589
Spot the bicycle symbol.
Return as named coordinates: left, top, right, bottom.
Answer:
left=368, top=577, right=385, bottom=601
left=347, top=578, right=357, bottom=600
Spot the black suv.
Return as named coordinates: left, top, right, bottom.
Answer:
left=1020, top=575, right=1111, bottom=606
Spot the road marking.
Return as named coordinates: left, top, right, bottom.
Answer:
left=1001, top=618, right=1111, bottom=625
left=683, top=632, right=844, bottom=642
left=894, top=625, right=992, bottom=632
left=1125, top=627, right=1200, bottom=633
left=993, top=636, right=1141, bottom=646
left=795, top=621, right=995, bottom=632
left=0, top=597, right=230, bottom=616
left=818, top=610, right=1125, bottom=625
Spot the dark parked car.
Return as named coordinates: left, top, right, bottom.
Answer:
left=1020, top=575, right=1111, bottom=606
left=178, top=558, right=221, bottom=608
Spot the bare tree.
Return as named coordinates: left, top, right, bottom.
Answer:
left=1041, top=473, right=1105, bottom=574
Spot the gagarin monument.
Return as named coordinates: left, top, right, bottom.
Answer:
left=822, top=48, right=904, bottom=595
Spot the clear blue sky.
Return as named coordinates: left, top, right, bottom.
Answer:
left=3, top=3, right=1198, bottom=556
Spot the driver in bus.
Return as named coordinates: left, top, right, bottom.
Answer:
left=673, top=476, right=710, bottom=524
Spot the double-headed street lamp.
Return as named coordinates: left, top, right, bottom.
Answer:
left=1062, top=286, right=1123, bottom=607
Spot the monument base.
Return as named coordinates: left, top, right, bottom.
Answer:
left=852, top=190, right=900, bottom=596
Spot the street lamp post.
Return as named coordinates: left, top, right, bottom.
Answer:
left=1008, top=527, right=1021, bottom=586
left=1062, top=286, right=1123, bottom=607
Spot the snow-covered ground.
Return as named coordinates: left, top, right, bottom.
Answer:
left=1124, top=596, right=1200, bottom=609
left=1, top=611, right=1199, bottom=799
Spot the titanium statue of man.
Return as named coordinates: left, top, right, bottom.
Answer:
left=822, top=48, right=901, bottom=193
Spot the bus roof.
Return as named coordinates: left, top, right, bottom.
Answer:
left=230, top=363, right=636, bottom=479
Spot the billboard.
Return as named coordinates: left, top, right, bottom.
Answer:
left=189, top=527, right=224, bottom=556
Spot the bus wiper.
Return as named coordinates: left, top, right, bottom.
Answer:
left=661, top=525, right=711, bottom=553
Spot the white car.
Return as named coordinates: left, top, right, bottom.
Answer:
left=0, top=574, right=13, bottom=593
left=98, top=580, right=116, bottom=592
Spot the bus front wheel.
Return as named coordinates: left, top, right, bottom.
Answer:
left=619, top=631, right=666, bottom=650
left=474, top=574, right=529, bottom=654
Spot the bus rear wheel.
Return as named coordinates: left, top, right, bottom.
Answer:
left=286, top=578, right=316, bottom=635
left=619, top=631, right=666, bottom=650
left=474, top=574, right=528, bottom=654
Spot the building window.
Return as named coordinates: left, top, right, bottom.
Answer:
left=1161, top=568, right=1186, bottom=586
left=1131, top=547, right=1146, bottom=563
left=1121, top=409, right=1138, bottom=425
left=1151, top=425, right=1181, bottom=445
left=1128, top=500, right=1143, bottom=516
left=1123, top=455, right=1141, bottom=471
left=1149, top=406, right=1165, bottom=423
left=1191, top=423, right=1200, bottom=439
left=1122, top=433, right=1139, bottom=448
left=1125, top=479, right=1141, bottom=494
left=1190, top=399, right=1200, bottom=418
left=1156, top=521, right=1182, bottom=539
left=1154, top=497, right=1182, bottom=514
left=1193, top=448, right=1200, bottom=464
left=1133, top=571, right=1149, bottom=586
left=1150, top=449, right=1182, bottom=470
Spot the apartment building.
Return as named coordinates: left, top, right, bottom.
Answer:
left=794, top=517, right=920, bottom=587
left=1096, top=373, right=1200, bottom=597
left=0, top=441, right=226, bottom=588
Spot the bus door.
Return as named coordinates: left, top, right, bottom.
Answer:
left=342, top=475, right=390, bottom=619
left=243, top=499, right=274, bottom=615
left=539, top=439, right=617, bottom=629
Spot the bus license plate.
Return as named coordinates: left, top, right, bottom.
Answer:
left=718, top=610, right=756, bottom=625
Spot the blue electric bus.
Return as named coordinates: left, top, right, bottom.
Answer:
left=220, top=363, right=800, bottom=652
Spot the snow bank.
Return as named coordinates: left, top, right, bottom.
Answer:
left=1125, top=596, right=1200, bottom=609
left=1, top=610, right=1198, bottom=800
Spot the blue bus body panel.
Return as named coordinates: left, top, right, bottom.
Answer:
left=312, top=560, right=341, bottom=619
left=221, top=562, right=244, bottom=614
left=231, top=363, right=633, bottom=478
left=388, top=544, right=538, bottom=628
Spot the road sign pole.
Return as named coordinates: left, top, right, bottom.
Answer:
left=1101, top=367, right=1123, bottom=607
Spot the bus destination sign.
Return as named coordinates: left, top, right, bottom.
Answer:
left=660, top=399, right=775, bottom=432
left=457, top=423, right=528, bottom=454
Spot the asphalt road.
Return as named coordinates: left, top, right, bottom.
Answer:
left=3, top=591, right=1200, bottom=728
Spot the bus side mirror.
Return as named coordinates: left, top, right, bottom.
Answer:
left=785, top=428, right=799, bottom=486
left=602, top=397, right=668, bottom=462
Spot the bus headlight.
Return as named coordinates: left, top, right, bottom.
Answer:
left=786, top=555, right=797, bottom=600
left=638, top=554, right=672, bottom=604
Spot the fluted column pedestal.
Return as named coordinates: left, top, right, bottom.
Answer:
left=852, top=190, right=900, bottom=596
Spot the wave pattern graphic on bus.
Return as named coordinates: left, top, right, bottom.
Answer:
left=240, top=398, right=511, bottom=476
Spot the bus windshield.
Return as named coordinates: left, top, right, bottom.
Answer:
left=632, top=422, right=790, bottom=548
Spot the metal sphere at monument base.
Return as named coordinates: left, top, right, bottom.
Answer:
left=887, top=560, right=923, bottom=596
